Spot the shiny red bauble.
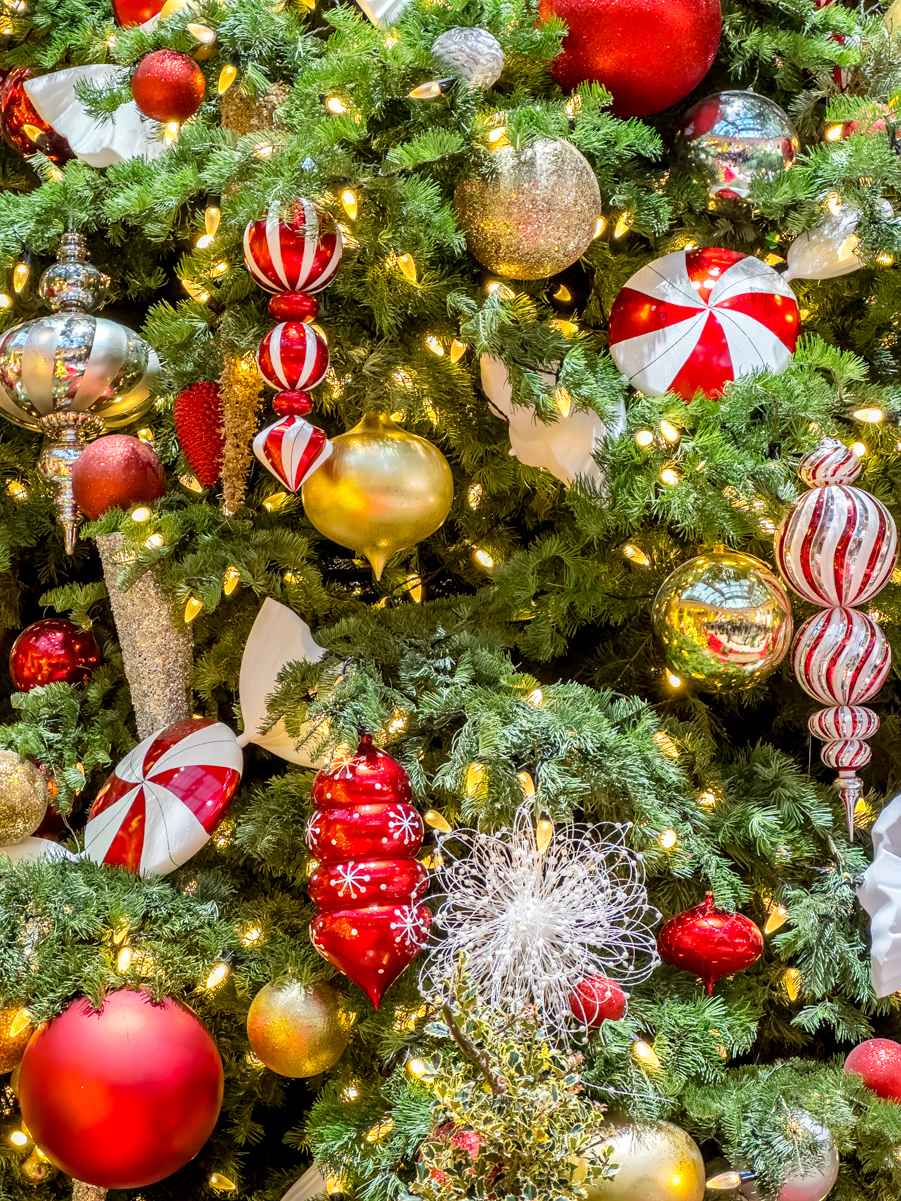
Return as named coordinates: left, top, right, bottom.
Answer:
left=256, top=322, right=330, bottom=393
left=243, top=199, right=343, bottom=295
left=0, top=67, right=72, bottom=164
left=844, top=1038, right=901, bottom=1101
left=18, top=990, right=223, bottom=1189
left=71, top=434, right=165, bottom=519
left=113, top=0, right=165, bottom=23
left=174, top=381, right=225, bottom=488
left=568, top=975, right=628, bottom=1026
left=131, top=50, right=206, bottom=123
left=658, top=893, right=764, bottom=994
left=539, top=0, right=722, bottom=117
left=9, top=618, right=101, bottom=691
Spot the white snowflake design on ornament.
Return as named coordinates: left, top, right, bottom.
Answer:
left=334, top=862, right=371, bottom=899
left=420, top=804, right=660, bottom=1039
left=387, top=805, right=423, bottom=846
left=305, top=811, right=321, bottom=849
left=391, top=905, right=430, bottom=951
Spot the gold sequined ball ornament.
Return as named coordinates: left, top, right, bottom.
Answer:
left=302, top=411, right=454, bottom=579
left=0, top=751, right=49, bottom=845
left=246, top=981, right=351, bottom=1077
left=652, top=548, right=793, bottom=692
left=455, top=137, right=601, bottom=280
left=581, top=1118, right=706, bottom=1201
left=0, top=1006, right=32, bottom=1073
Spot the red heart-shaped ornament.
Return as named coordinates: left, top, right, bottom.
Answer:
left=310, top=902, right=431, bottom=1007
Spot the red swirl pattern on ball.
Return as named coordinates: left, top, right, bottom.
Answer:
left=256, top=322, right=330, bottom=393
left=808, top=705, right=879, bottom=742
left=792, top=607, right=891, bottom=706
left=243, top=200, right=343, bottom=295
left=798, top=436, right=863, bottom=487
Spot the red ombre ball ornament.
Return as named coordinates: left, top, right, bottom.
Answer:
left=71, top=434, right=165, bottom=519
left=10, top=618, right=101, bottom=691
left=845, top=1038, right=901, bottom=1101
left=18, top=990, right=223, bottom=1189
left=658, top=893, right=763, bottom=994
left=568, top=975, right=628, bottom=1027
left=131, top=50, right=205, bottom=123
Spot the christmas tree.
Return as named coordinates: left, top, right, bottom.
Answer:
left=0, top=1, right=899, bottom=1199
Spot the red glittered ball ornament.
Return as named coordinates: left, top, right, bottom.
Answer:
left=174, top=381, right=225, bottom=488
left=131, top=50, right=206, bottom=123
left=10, top=618, right=101, bottom=691
left=18, top=990, right=223, bottom=1189
left=71, top=434, right=165, bottom=519
left=658, top=893, right=763, bottom=994
left=568, top=975, right=628, bottom=1027
left=845, top=1038, right=901, bottom=1101
left=538, top=0, right=722, bottom=117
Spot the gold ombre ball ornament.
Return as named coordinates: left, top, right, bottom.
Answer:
left=652, top=548, right=792, bottom=691
left=0, top=1006, right=32, bottom=1073
left=246, top=981, right=350, bottom=1077
left=582, top=1119, right=705, bottom=1201
left=302, top=412, right=454, bottom=579
left=455, top=137, right=601, bottom=279
left=0, top=751, right=49, bottom=845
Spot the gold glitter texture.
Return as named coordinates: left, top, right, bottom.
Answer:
left=220, top=354, right=264, bottom=515
left=72, top=1181, right=108, bottom=1201
left=0, top=1006, right=32, bottom=1073
left=220, top=83, right=289, bottom=135
left=246, top=981, right=350, bottom=1077
left=0, top=750, right=48, bottom=845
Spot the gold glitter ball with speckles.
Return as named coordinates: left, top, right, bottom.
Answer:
left=0, top=751, right=48, bottom=845
left=455, top=137, right=601, bottom=280
left=246, top=981, right=351, bottom=1077
left=580, top=1119, right=705, bottom=1201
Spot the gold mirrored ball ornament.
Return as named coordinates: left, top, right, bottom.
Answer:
left=0, top=751, right=49, bottom=845
left=246, top=981, right=351, bottom=1077
left=581, top=1119, right=706, bottom=1201
left=652, top=549, right=793, bottom=691
left=0, top=1006, right=32, bottom=1073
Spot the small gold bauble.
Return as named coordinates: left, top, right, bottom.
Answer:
left=246, top=981, right=350, bottom=1078
left=302, top=411, right=454, bottom=579
left=0, top=1006, right=32, bottom=1073
left=582, top=1119, right=706, bottom=1201
left=652, top=549, right=793, bottom=691
left=455, top=137, right=601, bottom=280
left=0, top=751, right=49, bottom=845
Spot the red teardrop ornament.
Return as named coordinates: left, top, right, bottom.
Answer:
left=657, top=893, right=763, bottom=994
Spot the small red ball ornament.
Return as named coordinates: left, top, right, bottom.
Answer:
left=658, top=893, right=764, bottom=994
left=18, top=989, right=223, bottom=1189
left=112, top=0, right=165, bottom=23
left=174, top=381, right=225, bottom=488
left=10, top=618, right=101, bottom=691
left=539, top=0, right=722, bottom=117
left=131, top=50, right=206, bottom=123
left=844, top=1038, right=901, bottom=1101
left=568, top=975, right=628, bottom=1027
left=71, top=434, right=165, bottom=519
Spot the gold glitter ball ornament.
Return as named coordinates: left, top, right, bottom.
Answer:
left=0, top=751, right=49, bottom=845
left=455, top=137, right=601, bottom=280
left=246, top=981, right=350, bottom=1077
left=652, top=548, right=793, bottom=692
left=581, top=1118, right=705, bottom=1201
left=302, top=411, right=454, bottom=579
left=0, top=1006, right=32, bottom=1073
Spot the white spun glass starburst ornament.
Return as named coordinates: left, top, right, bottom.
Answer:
left=420, top=805, right=660, bottom=1039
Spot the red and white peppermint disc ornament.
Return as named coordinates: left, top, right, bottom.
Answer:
left=256, top=322, right=330, bottom=393
left=809, top=705, right=879, bottom=742
left=792, top=607, right=891, bottom=706
left=608, top=247, right=800, bottom=400
left=84, top=719, right=243, bottom=877
left=243, top=200, right=343, bottom=295
left=253, top=415, right=332, bottom=492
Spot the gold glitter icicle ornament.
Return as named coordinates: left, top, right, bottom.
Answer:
left=455, top=137, right=601, bottom=280
left=0, top=750, right=49, bottom=845
left=652, top=548, right=792, bottom=692
left=580, top=1118, right=705, bottom=1201
left=246, top=981, right=351, bottom=1077
left=0, top=1005, right=33, bottom=1073
left=302, top=411, right=453, bottom=579
left=220, top=353, right=264, bottom=515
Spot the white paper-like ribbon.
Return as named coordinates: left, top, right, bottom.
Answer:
left=352, top=0, right=410, bottom=25
left=280, top=1165, right=327, bottom=1201
left=858, top=791, right=901, bottom=997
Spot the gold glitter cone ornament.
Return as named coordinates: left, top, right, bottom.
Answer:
left=580, top=1118, right=705, bottom=1201
left=0, top=750, right=49, bottom=844
left=246, top=981, right=350, bottom=1077
left=0, top=1006, right=32, bottom=1073
left=301, top=411, right=453, bottom=579
left=455, top=137, right=601, bottom=280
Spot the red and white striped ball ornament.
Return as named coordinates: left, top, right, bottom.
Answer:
left=243, top=199, right=343, bottom=296
left=792, top=607, right=891, bottom=706
left=256, top=321, right=330, bottom=394
left=253, top=415, right=332, bottom=493
left=608, top=246, right=800, bottom=400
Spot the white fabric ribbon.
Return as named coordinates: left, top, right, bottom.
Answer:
left=858, top=791, right=901, bottom=997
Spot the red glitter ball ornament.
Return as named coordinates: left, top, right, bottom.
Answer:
left=131, top=50, right=206, bottom=123
left=568, top=975, right=628, bottom=1027
left=538, top=0, right=722, bottom=117
left=657, top=893, right=763, bottom=994
left=71, top=434, right=165, bottom=519
left=0, top=67, right=73, bottom=164
left=845, top=1038, right=901, bottom=1101
left=9, top=618, right=101, bottom=691
left=174, top=381, right=225, bottom=488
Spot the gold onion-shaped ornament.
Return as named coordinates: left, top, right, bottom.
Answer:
left=301, top=411, right=453, bottom=579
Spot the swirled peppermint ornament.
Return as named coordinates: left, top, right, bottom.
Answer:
left=792, top=607, right=891, bottom=706
left=243, top=200, right=343, bottom=296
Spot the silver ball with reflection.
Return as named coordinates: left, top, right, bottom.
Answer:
left=432, top=27, right=504, bottom=89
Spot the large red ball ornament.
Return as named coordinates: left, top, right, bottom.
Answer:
left=243, top=200, right=343, bottom=295
left=0, top=67, right=73, bottom=164
left=539, top=0, right=722, bottom=117
left=71, top=434, right=165, bottom=519
left=658, top=893, right=764, bottom=994
left=568, top=975, right=628, bottom=1027
left=10, top=618, right=101, bottom=691
left=18, top=989, right=223, bottom=1189
left=131, top=50, right=206, bottom=123
left=844, top=1038, right=901, bottom=1101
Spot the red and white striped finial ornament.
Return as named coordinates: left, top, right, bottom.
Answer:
left=775, top=437, right=898, bottom=834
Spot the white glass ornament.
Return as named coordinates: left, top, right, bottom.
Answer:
left=0, top=837, right=75, bottom=864
left=785, top=206, right=866, bottom=282
left=778, top=1112, right=839, bottom=1201
left=859, top=790, right=901, bottom=997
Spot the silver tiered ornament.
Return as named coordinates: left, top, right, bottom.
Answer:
left=0, top=232, right=159, bottom=552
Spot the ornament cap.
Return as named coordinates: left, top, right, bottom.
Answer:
left=39, top=232, right=111, bottom=313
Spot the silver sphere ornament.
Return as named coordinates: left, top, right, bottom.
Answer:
left=581, top=1118, right=705, bottom=1201
left=678, top=91, right=799, bottom=203
left=778, top=1112, right=839, bottom=1201
left=652, top=548, right=793, bottom=692
left=455, top=137, right=601, bottom=280
left=432, top=27, right=505, bottom=89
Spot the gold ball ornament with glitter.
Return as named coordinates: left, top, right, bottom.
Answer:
left=652, top=548, right=792, bottom=691
left=0, top=1006, right=32, bottom=1073
left=247, top=981, right=350, bottom=1077
left=302, top=411, right=453, bottom=579
left=454, top=137, right=601, bottom=279
left=581, top=1119, right=706, bottom=1201
left=0, top=751, right=49, bottom=845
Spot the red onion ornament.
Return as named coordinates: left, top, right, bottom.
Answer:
left=658, top=893, right=763, bottom=994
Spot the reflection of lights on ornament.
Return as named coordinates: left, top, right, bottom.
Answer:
left=184, top=596, right=204, bottom=624
left=262, top=490, right=290, bottom=511
left=204, top=961, right=231, bottom=990
left=658, top=829, right=678, bottom=850
left=424, top=808, right=452, bottom=833
left=850, top=441, right=867, bottom=457
left=425, top=334, right=445, bottom=356
left=472, top=546, right=495, bottom=571
left=526, top=687, right=544, bottom=707
left=223, top=565, right=241, bottom=596
left=9, top=1130, right=29, bottom=1148
left=464, top=761, right=488, bottom=798
left=217, top=64, right=238, bottom=94
left=449, top=338, right=467, bottom=363
left=240, top=924, right=263, bottom=946
left=764, top=903, right=789, bottom=935
left=659, top=418, right=681, bottom=444
left=366, top=1118, right=394, bottom=1143
left=613, top=212, right=632, bottom=239
left=634, top=428, right=655, bottom=449
left=340, top=189, right=359, bottom=220
left=593, top=215, right=607, bottom=238
left=665, top=670, right=684, bottom=691
left=783, top=967, right=802, bottom=1001
left=631, top=1038, right=661, bottom=1071
left=517, top=771, right=536, bottom=799
left=697, top=788, right=718, bottom=810
left=824, top=123, right=844, bottom=141
left=130, top=505, right=152, bottom=523
left=622, top=543, right=651, bottom=567
left=536, top=815, right=554, bottom=854
left=144, top=532, right=165, bottom=551
left=325, top=94, right=349, bottom=115
left=11, top=260, right=30, bottom=293
left=209, top=1172, right=238, bottom=1192
left=659, top=465, right=681, bottom=487
left=395, top=253, right=418, bottom=284
left=853, top=407, right=884, bottom=423
left=408, top=80, right=443, bottom=100
left=6, top=480, right=28, bottom=501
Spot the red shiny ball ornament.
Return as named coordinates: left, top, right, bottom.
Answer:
left=269, top=292, right=320, bottom=323
left=256, top=322, right=330, bottom=394
left=539, top=0, right=721, bottom=116
left=174, top=381, right=225, bottom=488
left=844, top=1038, right=901, bottom=1101
left=658, top=893, right=763, bottom=994
left=243, top=199, right=343, bottom=295
left=10, top=618, right=101, bottom=691
left=71, top=434, right=165, bottom=520
left=568, top=975, right=628, bottom=1026
left=131, top=50, right=206, bottom=123
left=0, top=68, right=73, bottom=164
left=18, top=989, right=223, bottom=1189
left=112, top=0, right=165, bottom=23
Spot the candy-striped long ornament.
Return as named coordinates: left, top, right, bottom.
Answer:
left=775, top=438, right=898, bottom=833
